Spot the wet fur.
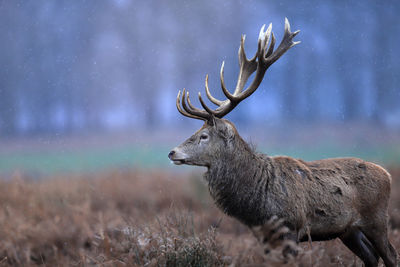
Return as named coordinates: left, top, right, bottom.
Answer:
left=201, top=120, right=398, bottom=266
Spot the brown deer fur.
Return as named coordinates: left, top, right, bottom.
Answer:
left=169, top=19, right=398, bottom=267
left=169, top=119, right=398, bottom=267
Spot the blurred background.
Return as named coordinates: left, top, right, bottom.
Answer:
left=0, top=0, right=400, bottom=176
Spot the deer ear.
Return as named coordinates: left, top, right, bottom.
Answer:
left=224, top=123, right=235, bottom=140
left=215, top=120, right=235, bottom=141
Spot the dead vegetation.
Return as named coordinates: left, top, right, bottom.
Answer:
left=0, top=168, right=399, bottom=266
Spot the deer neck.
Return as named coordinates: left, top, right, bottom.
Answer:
left=204, top=137, right=273, bottom=226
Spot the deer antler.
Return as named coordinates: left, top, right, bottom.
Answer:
left=176, top=18, right=300, bottom=121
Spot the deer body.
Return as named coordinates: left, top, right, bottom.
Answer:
left=203, top=125, right=391, bottom=239
left=169, top=19, right=397, bottom=266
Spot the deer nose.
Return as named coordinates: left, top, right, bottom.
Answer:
left=168, top=150, right=175, bottom=159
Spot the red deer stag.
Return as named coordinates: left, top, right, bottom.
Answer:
left=168, top=18, right=398, bottom=267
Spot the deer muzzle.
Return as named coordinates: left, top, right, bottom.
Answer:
left=168, top=148, right=187, bottom=165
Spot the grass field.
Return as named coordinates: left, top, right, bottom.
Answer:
left=1, top=127, right=399, bottom=265
left=0, top=167, right=399, bottom=266
left=0, top=144, right=171, bottom=174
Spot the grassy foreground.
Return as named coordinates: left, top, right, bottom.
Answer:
left=0, top=168, right=399, bottom=266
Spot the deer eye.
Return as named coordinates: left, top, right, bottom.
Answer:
left=200, top=134, right=209, bottom=140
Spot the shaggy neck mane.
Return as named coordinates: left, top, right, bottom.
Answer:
left=204, top=134, right=273, bottom=226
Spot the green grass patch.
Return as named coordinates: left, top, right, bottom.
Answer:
left=0, top=145, right=172, bottom=175
left=0, top=143, right=399, bottom=175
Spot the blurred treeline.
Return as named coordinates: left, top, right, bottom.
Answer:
left=0, top=0, right=399, bottom=137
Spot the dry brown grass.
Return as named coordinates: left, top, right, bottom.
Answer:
left=0, top=168, right=399, bottom=266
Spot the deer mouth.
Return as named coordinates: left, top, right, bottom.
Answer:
left=171, top=159, right=185, bottom=165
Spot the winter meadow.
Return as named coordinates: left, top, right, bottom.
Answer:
left=0, top=1, right=399, bottom=266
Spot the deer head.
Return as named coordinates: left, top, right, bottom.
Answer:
left=169, top=18, right=300, bottom=168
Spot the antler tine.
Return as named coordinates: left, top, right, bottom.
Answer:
left=220, top=61, right=238, bottom=101
left=185, top=91, right=211, bottom=119
left=180, top=89, right=210, bottom=121
left=261, top=23, right=273, bottom=59
left=254, top=23, right=271, bottom=64
left=180, top=88, right=191, bottom=114
left=238, top=34, right=255, bottom=66
left=186, top=91, right=204, bottom=114
left=262, top=18, right=300, bottom=67
left=198, top=92, right=217, bottom=115
left=238, top=34, right=248, bottom=66
left=265, top=32, right=276, bottom=58
left=258, top=23, right=272, bottom=58
left=204, top=74, right=223, bottom=106
left=176, top=90, right=205, bottom=120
